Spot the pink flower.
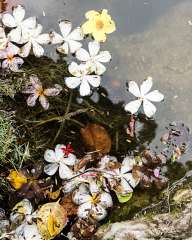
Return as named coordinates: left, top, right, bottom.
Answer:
left=23, top=75, right=62, bottom=110
left=0, top=44, right=24, bottom=72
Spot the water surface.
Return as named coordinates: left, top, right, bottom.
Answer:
left=5, top=0, right=192, bottom=156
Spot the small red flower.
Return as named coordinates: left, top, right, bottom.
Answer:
left=61, top=144, right=74, bottom=157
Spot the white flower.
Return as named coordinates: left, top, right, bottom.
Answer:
left=112, top=156, right=139, bottom=194
left=73, top=183, right=113, bottom=221
left=15, top=223, right=42, bottom=240
left=0, top=44, right=24, bottom=72
left=51, top=20, right=84, bottom=54
left=0, top=27, right=8, bottom=50
left=98, top=155, right=118, bottom=170
left=44, top=144, right=77, bottom=179
left=19, top=24, right=50, bottom=58
left=124, top=77, right=164, bottom=118
left=22, top=75, right=62, bottom=110
left=2, top=5, right=36, bottom=43
left=76, top=41, right=111, bottom=75
left=65, top=62, right=101, bottom=96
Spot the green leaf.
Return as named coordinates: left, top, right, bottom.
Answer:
left=115, top=192, right=133, bottom=203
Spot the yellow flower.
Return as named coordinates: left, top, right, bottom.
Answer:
left=82, top=9, right=116, bottom=42
left=7, top=170, right=28, bottom=190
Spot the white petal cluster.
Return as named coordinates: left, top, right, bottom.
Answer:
left=73, top=183, right=113, bottom=221
left=44, top=144, right=77, bottom=179
left=65, top=62, right=101, bottom=96
left=125, top=77, right=164, bottom=118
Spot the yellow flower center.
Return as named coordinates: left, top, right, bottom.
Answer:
left=95, top=19, right=104, bottom=30
left=90, top=193, right=99, bottom=204
left=7, top=54, right=13, bottom=63
left=36, top=87, right=44, bottom=96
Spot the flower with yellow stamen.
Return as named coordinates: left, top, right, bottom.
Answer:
left=82, top=9, right=116, bottom=42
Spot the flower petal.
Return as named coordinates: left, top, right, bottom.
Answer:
left=92, top=31, right=106, bottom=42
left=123, top=173, right=139, bottom=188
left=68, top=62, right=81, bottom=76
left=77, top=202, right=92, bottom=219
left=22, top=17, right=37, bottom=30
left=100, top=192, right=113, bottom=208
left=44, top=163, right=58, bottom=176
left=76, top=48, right=90, bottom=62
left=2, top=14, right=16, bottom=28
left=27, top=94, right=38, bottom=107
left=91, top=204, right=107, bottom=221
left=36, top=33, right=50, bottom=45
left=124, top=99, right=142, bottom=114
left=44, top=85, right=62, bottom=96
left=80, top=79, right=91, bottom=96
left=95, top=61, right=106, bottom=75
left=50, top=31, right=63, bottom=44
left=63, top=153, right=77, bottom=166
left=19, top=41, right=32, bottom=57
left=121, top=178, right=134, bottom=193
left=85, top=10, right=99, bottom=19
left=68, top=39, right=82, bottom=53
left=121, top=156, right=136, bottom=174
left=1, top=59, right=9, bottom=68
left=65, top=77, right=81, bottom=89
left=32, top=40, right=44, bottom=57
left=39, top=95, right=49, bottom=110
left=44, top=149, right=57, bottom=163
left=140, top=76, right=153, bottom=96
left=57, top=42, right=69, bottom=54
left=128, top=81, right=141, bottom=97
left=30, top=75, right=42, bottom=88
left=145, top=90, right=164, bottom=102
left=73, top=191, right=91, bottom=205
left=68, top=27, right=84, bottom=41
left=13, top=5, right=25, bottom=23
left=85, top=75, right=101, bottom=87
left=81, top=21, right=94, bottom=34
left=8, top=27, right=22, bottom=43
left=59, top=20, right=72, bottom=38
left=143, top=99, right=157, bottom=118
left=94, top=51, right=111, bottom=63
left=59, top=163, right=74, bottom=179
left=23, top=224, right=42, bottom=240
left=88, top=41, right=100, bottom=57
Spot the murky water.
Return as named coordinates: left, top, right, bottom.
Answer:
left=5, top=0, right=192, bottom=156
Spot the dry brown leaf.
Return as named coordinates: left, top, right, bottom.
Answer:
left=37, top=201, right=67, bottom=240
left=80, top=123, right=112, bottom=155
left=60, top=193, right=78, bottom=216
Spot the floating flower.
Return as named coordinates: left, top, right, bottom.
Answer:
left=19, top=24, right=50, bottom=58
left=44, top=144, right=77, bottom=179
left=110, top=156, right=139, bottom=195
left=0, top=44, right=24, bottom=72
left=2, top=5, right=36, bottom=43
left=65, top=62, right=101, bottom=96
left=22, top=75, right=62, bottom=110
left=51, top=20, right=84, bottom=54
left=124, top=77, right=164, bottom=118
left=7, top=170, right=28, bottom=190
left=73, top=183, right=113, bottom=221
left=82, top=9, right=116, bottom=42
left=0, top=27, right=8, bottom=50
left=76, top=41, right=111, bottom=75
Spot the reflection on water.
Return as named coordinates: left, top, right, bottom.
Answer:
left=3, top=0, right=192, bottom=156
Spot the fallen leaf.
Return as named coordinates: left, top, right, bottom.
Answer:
left=7, top=170, right=28, bottom=190
left=80, top=123, right=112, bottom=155
left=37, top=201, right=67, bottom=240
left=115, top=192, right=133, bottom=203
left=60, top=193, right=78, bottom=216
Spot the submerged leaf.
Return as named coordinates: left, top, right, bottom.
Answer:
left=115, top=192, right=133, bottom=203
left=37, top=201, right=68, bottom=240
left=80, top=123, right=112, bottom=154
